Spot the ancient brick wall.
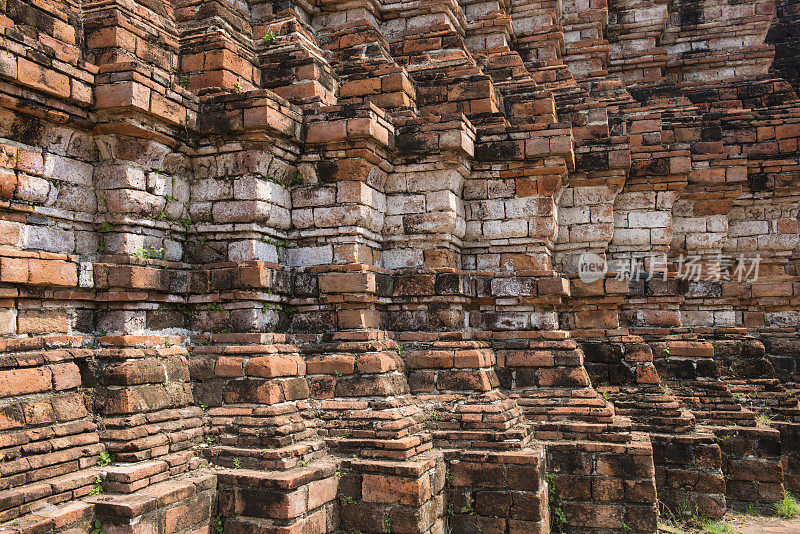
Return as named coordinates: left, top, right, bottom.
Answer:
left=0, top=0, right=798, bottom=532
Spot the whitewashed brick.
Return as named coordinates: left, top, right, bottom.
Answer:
left=287, top=245, right=333, bottom=266
left=382, top=248, right=424, bottom=269
left=43, top=154, right=92, bottom=186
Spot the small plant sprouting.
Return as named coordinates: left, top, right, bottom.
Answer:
left=383, top=515, right=392, bottom=532
left=261, top=236, right=289, bottom=250
left=552, top=505, right=567, bottom=533
left=179, top=74, right=190, bottom=88
left=100, top=221, right=113, bottom=232
left=232, top=458, right=242, bottom=469
left=91, top=519, right=106, bottom=534
left=396, top=344, right=405, bottom=358
left=207, top=303, right=224, bottom=312
left=165, top=194, right=177, bottom=202
left=339, top=495, right=357, bottom=506
left=334, top=370, right=342, bottom=378
left=97, top=451, right=115, bottom=467
left=234, top=82, right=244, bottom=92
left=546, top=472, right=566, bottom=533
left=180, top=218, right=192, bottom=232
left=298, top=460, right=308, bottom=467
left=199, top=403, right=208, bottom=411
left=132, top=246, right=165, bottom=260
left=460, top=498, right=476, bottom=516
left=262, top=30, right=276, bottom=43
left=89, top=475, right=104, bottom=495
left=622, top=522, right=632, bottom=532
left=214, top=515, right=225, bottom=534
left=205, top=436, right=215, bottom=446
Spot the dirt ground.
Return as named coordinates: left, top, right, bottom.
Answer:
left=659, top=514, right=800, bottom=534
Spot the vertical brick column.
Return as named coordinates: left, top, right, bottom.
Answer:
left=92, top=336, right=203, bottom=464
left=187, top=338, right=339, bottom=533
left=386, top=117, right=474, bottom=269
left=0, top=338, right=102, bottom=523
left=176, top=0, right=260, bottom=94
left=302, top=335, right=447, bottom=534
left=300, top=104, right=392, bottom=268
left=257, top=15, right=338, bottom=107
left=400, top=336, right=550, bottom=533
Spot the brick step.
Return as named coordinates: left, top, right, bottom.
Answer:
left=663, top=26, right=771, bottom=43
left=327, top=435, right=433, bottom=460
left=514, top=393, right=609, bottom=407
left=216, top=459, right=338, bottom=491
left=611, top=397, right=684, bottom=411
left=679, top=400, right=749, bottom=411
left=0, top=467, right=99, bottom=521
left=205, top=440, right=327, bottom=470
left=0, top=500, right=93, bottom=534
left=531, top=417, right=634, bottom=442
left=605, top=385, right=698, bottom=432
left=214, top=428, right=317, bottom=449
left=431, top=427, right=532, bottom=446
left=103, top=451, right=199, bottom=493
left=223, top=513, right=334, bottom=534
left=615, top=416, right=695, bottom=433
left=702, top=410, right=758, bottom=421
left=521, top=405, right=615, bottom=423
left=431, top=413, right=529, bottom=431
left=217, top=461, right=339, bottom=523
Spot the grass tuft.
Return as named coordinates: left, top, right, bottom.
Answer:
left=702, top=519, right=736, bottom=534
left=774, top=491, right=800, bottom=519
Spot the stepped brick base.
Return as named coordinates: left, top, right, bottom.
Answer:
left=545, top=435, right=659, bottom=534
left=218, top=463, right=338, bottom=534
left=446, top=449, right=548, bottom=534
left=773, top=422, right=800, bottom=494
left=714, top=427, right=786, bottom=511
left=89, top=471, right=216, bottom=534
left=651, top=433, right=726, bottom=519
left=338, top=452, right=446, bottom=534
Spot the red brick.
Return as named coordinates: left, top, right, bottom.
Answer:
left=0, top=367, right=51, bottom=397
